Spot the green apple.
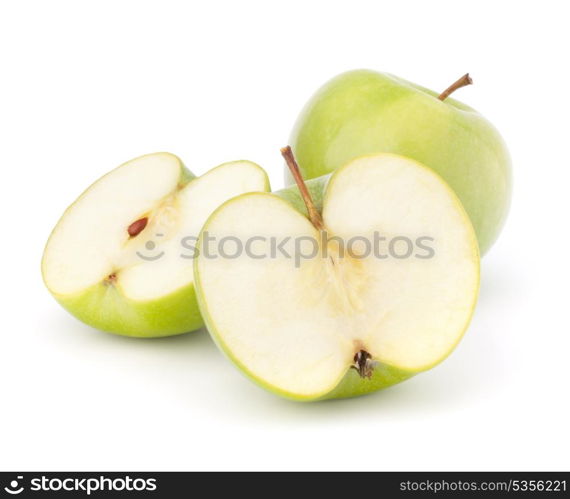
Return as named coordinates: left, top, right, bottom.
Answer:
left=288, top=70, right=512, bottom=254
left=195, top=148, right=479, bottom=400
left=42, top=152, right=270, bottom=337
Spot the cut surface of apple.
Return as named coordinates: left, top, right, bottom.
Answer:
left=42, top=153, right=269, bottom=337
left=195, top=153, right=479, bottom=400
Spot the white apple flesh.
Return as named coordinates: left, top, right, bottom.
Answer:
left=42, top=153, right=270, bottom=337
left=195, top=152, right=480, bottom=400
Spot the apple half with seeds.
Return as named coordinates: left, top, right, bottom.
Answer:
left=42, top=153, right=269, bottom=337
left=194, top=148, right=479, bottom=400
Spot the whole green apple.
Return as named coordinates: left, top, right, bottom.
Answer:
left=288, top=70, right=512, bottom=254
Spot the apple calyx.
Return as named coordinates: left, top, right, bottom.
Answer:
left=127, top=217, right=148, bottom=238
left=104, top=272, right=118, bottom=286
left=281, top=145, right=376, bottom=380
left=437, top=73, right=473, bottom=101
left=353, top=350, right=375, bottom=379
left=281, top=146, right=325, bottom=231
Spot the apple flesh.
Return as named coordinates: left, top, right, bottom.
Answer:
left=287, top=70, right=512, bottom=254
left=42, top=153, right=270, bottom=337
left=195, top=152, right=480, bottom=400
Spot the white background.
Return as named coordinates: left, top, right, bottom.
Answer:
left=1, top=0, right=569, bottom=471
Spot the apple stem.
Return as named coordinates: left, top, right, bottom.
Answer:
left=437, top=73, right=472, bottom=101
left=281, top=146, right=325, bottom=231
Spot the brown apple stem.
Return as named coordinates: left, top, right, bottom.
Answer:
left=437, top=73, right=473, bottom=101
left=281, top=146, right=325, bottom=231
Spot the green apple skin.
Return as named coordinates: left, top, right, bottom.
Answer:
left=288, top=69, right=512, bottom=254
left=324, top=364, right=413, bottom=400
left=196, top=167, right=479, bottom=401
left=50, top=280, right=203, bottom=338
left=274, top=175, right=329, bottom=218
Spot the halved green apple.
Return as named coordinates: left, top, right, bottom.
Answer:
left=42, top=152, right=269, bottom=337
left=195, top=149, right=479, bottom=400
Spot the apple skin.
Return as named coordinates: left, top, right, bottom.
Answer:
left=195, top=158, right=479, bottom=401
left=324, top=365, right=413, bottom=400
left=287, top=69, right=512, bottom=254
left=50, top=280, right=203, bottom=338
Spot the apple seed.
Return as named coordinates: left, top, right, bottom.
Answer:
left=128, top=217, right=148, bottom=238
